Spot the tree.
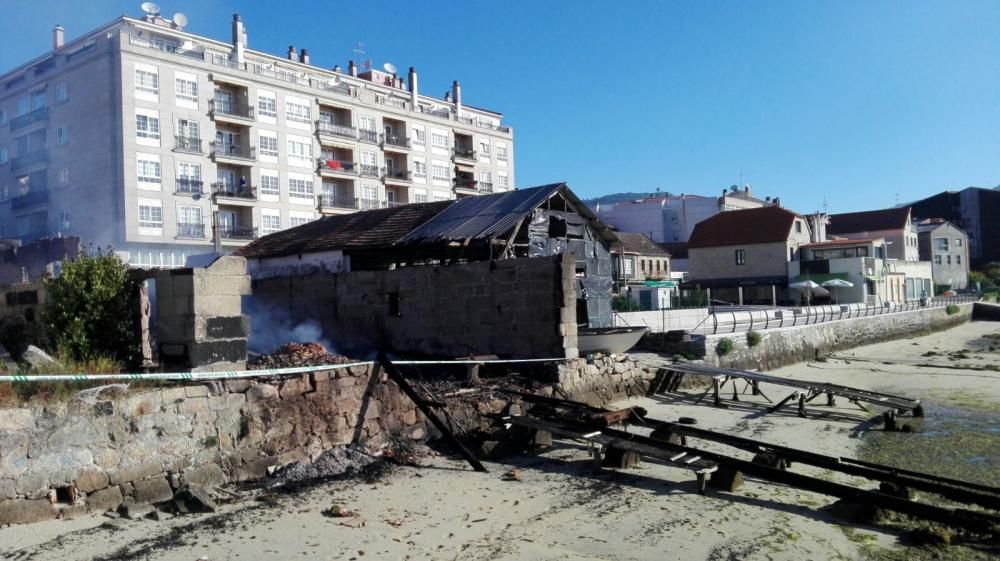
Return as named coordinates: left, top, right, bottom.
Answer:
left=44, top=248, right=138, bottom=364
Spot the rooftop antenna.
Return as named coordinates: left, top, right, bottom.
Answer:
left=140, top=2, right=160, bottom=17
left=895, top=192, right=900, bottom=206
left=352, top=41, right=366, bottom=64
left=823, top=195, right=828, bottom=214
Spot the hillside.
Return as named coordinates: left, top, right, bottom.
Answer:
left=583, top=191, right=663, bottom=207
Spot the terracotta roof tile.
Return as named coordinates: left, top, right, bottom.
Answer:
left=688, top=207, right=801, bottom=249
left=827, top=207, right=911, bottom=235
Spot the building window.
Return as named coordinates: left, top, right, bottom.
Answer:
left=58, top=168, right=69, bottom=186
left=956, top=238, right=963, bottom=247
left=934, top=255, right=942, bottom=265
left=956, top=255, right=961, bottom=265
left=137, top=157, right=161, bottom=186
left=498, top=172, right=509, bottom=188
left=259, top=133, right=279, bottom=157
left=135, top=67, right=159, bottom=96
left=31, top=91, right=47, bottom=111
left=479, top=170, right=491, bottom=185
left=413, top=191, right=428, bottom=203
left=57, top=127, right=69, bottom=145
left=0, top=110, right=6, bottom=125
left=257, top=92, right=277, bottom=118
left=934, top=238, right=949, bottom=251
left=432, top=164, right=449, bottom=182
left=735, top=249, right=746, bottom=265
left=56, top=83, right=68, bottom=103
left=135, top=112, right=160, bottom=141
left=178, top=205, right=203, bottom=225
left=260, top=173, right=280, bottom=198
left=431, top=132, right=448, bottom=148
left=290, top=215, right=312, bottom=227
left=795, top=221, right=802, bottom=233
left=946, top=255, right=952, bottom=265
left=433, top=193, right=450, bottom=202
left=261, top=212, right=281, bottom=235
left=287, top=137, right=312, bottom=165
left=0, top=147, right=7, bottom=164
left=138, top=202, right=163, bottom=230
left=175, top=77, right=198, bottom=103
left=285, top=100, right=311, bottom=124
left=497, top=144, right=508, bottom=162
left=413, top=128, right=425, bottom=145
left=288, top=177, right=314, bottom=200
left=479, top=140, right=491, bottom=157
left=58, top=211, right=70, bottom=230
left=0, top=185, right=7, bottom=201
left=789, top=247, right=795, bottom=261
left=413, top=160, right=426, bottom=178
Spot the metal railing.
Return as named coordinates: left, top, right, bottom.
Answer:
left=478, top=181, right=494, bottom=193
left=380, top=133, right=411, bottom=148
left=176, top=223, right=205, bottom=238
left=317, top=121, right=356, bottom=139
left=453, top=178, right=478, bottom=190
left=382, top=168, right=412, bottom=182
left=452, top=147, right=476, bottom=160
left=128, top=35, right=205, bottom=60
left=211, top=182, right=256, bottom=199
left=11, top=189, right=49, bottom=209
left=358, top=129, right=379, bottom=143
left=210, top=142, right=256, bottom=160
left=175, top=178, right=204, bottom=195
left=10, top=107, right=48, bottom=131
left=219, top=226, right=258, bottom=241
left=318, top=194, right=359, bottom=210
left=11, top=150, right=48, bottom=172
left=317, top=158, right=358, bottom=174
left=174, top=135, right=202, bottom=153
left=359, top=164, right=380, bottom=177
left=210, top=99, right=254, bottom=120
left=314, top=81, right=352, bottom=97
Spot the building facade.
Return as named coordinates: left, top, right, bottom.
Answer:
left=826, top=207, right=920, bottom=262
left=908, top=187, right=1000, bottom=268
left=916, top=219, right=970, bottom=290
left=0, top=12, right=514, bottom=268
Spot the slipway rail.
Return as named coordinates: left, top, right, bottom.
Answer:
left=505, top=393, right=1000, bottom=535
left=651, top=362, right=923, bottom=421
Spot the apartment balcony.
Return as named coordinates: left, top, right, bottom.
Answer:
left=318, top=194, right=359, bottom=213
left=211, top=181, right=257, bottom=202
left=358, top=129, right=379, bottom=144
left=382, top=168, right=412, bottom=185
left=316, top=121, right=357, bottom=141
left=359, top=198, right=388, bottom=210
left=219, top=226, right=258, bottom=241
left=175, top=178, right=204, bottom=195
left=452, top=147, right=477, bottom=163
left=10, top=107, right=48, bottom=131
left=380, top=133, right=411, bottom=152
left=176, top=223, right=206, bottom=239
left=210, top=99, right=255, bottom=123
left=11, top=150, right=48, bottom=172
left=210, top=142, right=256, bottom=163
left=317, top=158, right=359, bottom=177
left=359, top=164, right=380, bottom=178
left=11, top=189, right=49, bottom=210
left=453, top=178, right=479, bottom=196
left=174, top=136, right=203, bottom=154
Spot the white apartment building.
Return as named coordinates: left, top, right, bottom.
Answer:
left=0, top=10, right=515, bottom=268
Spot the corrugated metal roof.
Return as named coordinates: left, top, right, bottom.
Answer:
left=398, top=183, right=567, bottom=244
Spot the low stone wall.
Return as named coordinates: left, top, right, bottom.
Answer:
left=557, top=353, right=658, bottom=404
left=0, top=363, right=429, bottom=525
left=703, top=303, right=975, bottom=370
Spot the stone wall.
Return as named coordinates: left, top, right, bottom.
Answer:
left=703, top=302, right=975, bottom=370
left=0, top=363, right=429, bottom=525
left=251, top=254, right=578, bottom=359
left=557, top=353, right=658, bottom=404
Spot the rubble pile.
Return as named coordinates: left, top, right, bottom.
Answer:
left=248, top=342, right=354, bottom=369
left=270, top=441, right=433, bottom=487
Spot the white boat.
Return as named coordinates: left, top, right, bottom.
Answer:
left=577, top=326, right=648, bottom=354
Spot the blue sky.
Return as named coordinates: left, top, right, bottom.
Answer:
left=2, top=0, right=998, bottom=214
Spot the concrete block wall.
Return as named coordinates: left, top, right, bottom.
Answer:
left=252, top=254, right=578, bottom=359
left=156, top=256, right=252, bottom=371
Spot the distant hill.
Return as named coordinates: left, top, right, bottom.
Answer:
left=583, top=191, right=664, bottom=207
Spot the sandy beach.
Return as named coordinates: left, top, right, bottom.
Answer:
left=2, top=320, right=998, bottom=561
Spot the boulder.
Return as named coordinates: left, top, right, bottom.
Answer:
left=0, top=499, right=56, bottom=525
left=87, top=486, right=125, bottom=513
left=173, top=486, right=217, bottom=514
left=76, top=469, right=110, bottom=494
left=133, top=477, right=174, bottom=504
left=22, top=345, right=59, bottom=369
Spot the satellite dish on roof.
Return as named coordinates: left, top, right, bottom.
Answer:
left=172, top=12, right=188, bottom=27
left=383, top=62, right=397, bottom=74
left=140, top=2, right=161, bottom=16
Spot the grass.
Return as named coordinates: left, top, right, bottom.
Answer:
left=0, top=353, right=135, bottom=406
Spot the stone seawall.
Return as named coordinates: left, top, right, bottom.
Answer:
left=703, top=303, right=975, bottom=371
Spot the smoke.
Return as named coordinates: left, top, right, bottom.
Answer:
left=246, top=301, right=336, bottom=355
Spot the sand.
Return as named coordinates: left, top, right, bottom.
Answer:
left=2, top=320, right=998, bottom=561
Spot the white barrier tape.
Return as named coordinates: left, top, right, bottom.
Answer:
left=0, top=357, right=567, bottom=383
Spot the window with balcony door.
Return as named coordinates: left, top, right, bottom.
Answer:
left=498, top=172, right=509, bottom=188
left=360, top=151, right=377, bottom=175
left=361, top=184, right=379, bottom=209
left=178, top=205, right=203, bottom=226
left=413, top=160, right=427, bottom=178
left=358, top=115, right=377, bottom=142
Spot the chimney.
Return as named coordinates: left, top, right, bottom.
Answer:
left=774, top=197, right=781, bottom=208
left=744, top=184, right=751, bottom=195
left=332, top=64, right=341, bottom=73
left=408, top=67, right=418, bottom=108
left=348, top=60, right=357, bottom=77
left=452, top=80, right=462, bottom=117
left=53, top=25, right=64, bottom=50
left=231, top=14, right=245, bottom=65
left=300, top=48, right=310, bottom=65
left=287, top=45, right=296, bottom=60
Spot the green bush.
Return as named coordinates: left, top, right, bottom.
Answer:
left=611, top=294, right=640, bottom=312
left=746, top=330, right=762, bottom=347
left=43, top=248, right=139, bottom=364
left=716, top=337, right=735, bottom=356
left=945, top=304, right=960, bottom=315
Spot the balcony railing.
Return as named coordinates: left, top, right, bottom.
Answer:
left=10, top=107, right=48, bottom=131
left=177, top=223, right=206, bottom=239
left=314, top=80, right=352, bottom=97
left=359, top=129, right=379, bottom=143
left=478, top=182, right=494, bottom=193
left=219, top=226, right=258, bottom=241
left=380, top=133, right=411, bottom=149
left=317, top=121, right=357, bottom=139
left=382, top=168, right=412, bottom=182
left=11, top=189, right=49, bottom=210
left=127, top=35, right=205, bottom=60
left=210, top=142, right=256, bottom=160
left=359, top=164, right=380, bottom=177
left=210, top=98, right=254, bottom=120
left=211, top=182, right=257, bottom=200
left=174, top=136, right=203, bottom=153
left=359, top=198, right=384, bottom=210
left=452, top=147, right=477, bottom=160
left=318, top=194, right=359, bottom=210
left=317, top=158, right=358, bottom=174
left=453, top=178, right=478, bottom=190
left=11, top=150, right=48, bottom=172
left=175, top=178, right=204, bottom=195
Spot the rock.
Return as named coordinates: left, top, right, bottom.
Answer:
left=0, top=499, right=57, bottom=525
left=48, top=419, right=102, bottom=448
left=0, top=479, right=16, bottom=500
left=122, top=502, right=155, bottom=519
left=22, top=345, right=59, bottom=369
left=708, top=467, right=745, bottom=492
left=173, top=486, right=217, bottom=514
left=15, top=473, right=49, bottom=498
left=182, top=463, right=227, bottom=489
left=58, top=504, right=89, bottom=520
left=87, top=486, right=124, bottom=513
left=109, top=463, right=162, bottom=486
left=0, top=408, right=34, bottom=431
left=246, top=384, right=279, bottom=403
left=133, top=477, right=173, bottom=504
left=76, top=469, right=110, bottom=494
